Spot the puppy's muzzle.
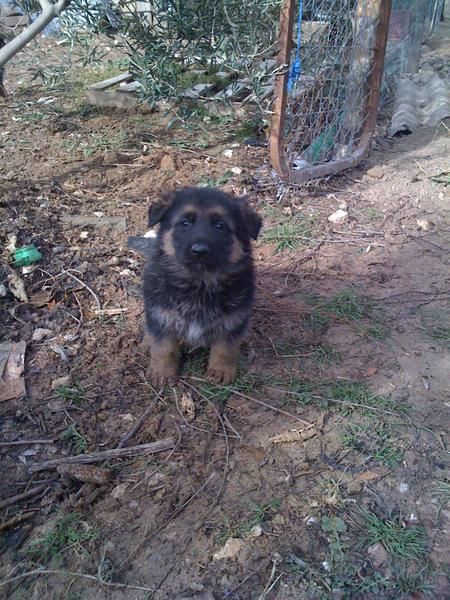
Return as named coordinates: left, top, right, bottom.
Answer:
left=190, top=242, right=210, bottom=260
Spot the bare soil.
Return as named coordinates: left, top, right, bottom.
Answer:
left=0, top=32, right=449, bottom=600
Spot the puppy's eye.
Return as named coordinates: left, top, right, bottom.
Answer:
left=213, top=221, right=226, bottom=231
left=179, top=218, right=192, bottom=228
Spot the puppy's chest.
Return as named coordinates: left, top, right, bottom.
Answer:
left=155, top=288, right=240, bottom=344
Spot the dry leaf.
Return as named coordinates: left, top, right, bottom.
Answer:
left=355, top=468, right=388, bottom=482
left=269, top=427, right=316, bottom=444
left=180, top=391, right=195, bottom=421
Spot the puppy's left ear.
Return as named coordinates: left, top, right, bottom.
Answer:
left=237, top=196, right=262, bottom=240
left=148, top=191, right=175, bottom=227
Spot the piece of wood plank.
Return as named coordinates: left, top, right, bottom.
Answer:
left=89, top=72, right=133, bottom=91
left=29, top=438, right=176, bottom=472
left=215, top=79, right=251, bottom=101
left=118, top=81, right=143, bottom=93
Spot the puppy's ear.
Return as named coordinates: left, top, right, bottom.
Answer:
left=236, top=196, right=262, bottom=240
left=148, top=192, right=175, bottom=227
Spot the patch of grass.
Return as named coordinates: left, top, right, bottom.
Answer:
left=325, top=381, right=409, bottom=416
left=323, top=287, right=367, bottom=321
left=56, top=385, right=85, bottom=405
left=27, top=512, right=98, bottom=565
left=263, top=218, right=312, bottom=252
left=216, top=498, right=281, bottom=544
left=312, top=343, right=341, bottom=365
left=357, top=322, right=388, bottom=340
left=362, top=510, right=428, bottom=561
left=430, top=324, right=450, bottom=349
left=61, top=424, right=88, bottom=454
left=301, top=311, right=330, bottom=333
left=342, top=422, right=403, bottom=467
left=197, top=170, right=233, bottom=188
left=429, top=171, right=449, bottom=187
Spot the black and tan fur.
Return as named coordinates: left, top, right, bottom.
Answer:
left=142, top=187, right=262, bottom=386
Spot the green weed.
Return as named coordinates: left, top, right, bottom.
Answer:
left=325, top=381, right=409, bottom=416
left=216, top=498, right=281, bottom=544
left=362, top=510, right=428, bottom=561
left=55, top=385, right=84, bottom=405
left=263, top=219, right=312, bottom=252
left=312, top=343, right=341, bottom=365
left=61, top=424, right=88, bottom=454
left=27, top=512, right=98, bottom=565
left=342, top=422, right=403, bottom=467
left=323, top=288, right=367, bottom=321
left=198, top=170, right=233, bottom=187
left=430, top=325, right=450, bottom=349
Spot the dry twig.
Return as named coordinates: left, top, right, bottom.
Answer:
left=29, top=438, right=175, bottom=472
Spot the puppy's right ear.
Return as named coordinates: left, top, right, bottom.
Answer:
left=148, top=192, right=175, bottom=227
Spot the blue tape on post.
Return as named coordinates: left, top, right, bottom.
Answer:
left=287, top=0, right=304, bottom=93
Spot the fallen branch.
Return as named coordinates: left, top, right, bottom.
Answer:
left=0, top=439, right=54, bottom=447
left=0, top=568, right=155, bottom=593
left=29, top=438, right=175, bottom=472
left=0, top=511, right=34, bottom=532
left=0, top=484, right=47, bottom=510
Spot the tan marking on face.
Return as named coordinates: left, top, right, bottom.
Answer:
left=161, top=229, right=176, bottom=257
left=230, top=235, right=245, bottom=263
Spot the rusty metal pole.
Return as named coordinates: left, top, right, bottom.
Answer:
left=269, top=0, right=295, bottom=178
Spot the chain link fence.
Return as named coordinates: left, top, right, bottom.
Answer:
left=270, top=0, right=391, bottom=182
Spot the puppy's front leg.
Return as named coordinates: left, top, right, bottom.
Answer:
left=147, top=334, right=179, bottom=387
left=207, top=340, right=239, bottom=385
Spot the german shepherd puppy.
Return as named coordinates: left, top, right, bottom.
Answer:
left=142, top=187, right=262, bottom=386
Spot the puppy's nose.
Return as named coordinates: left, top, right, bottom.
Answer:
left=191, top=242, right=210, bottom=257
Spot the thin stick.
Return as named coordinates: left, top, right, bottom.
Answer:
left=29, top=438, right=175, bottom=472
left=62, top=270, right=101, bottom=312
left=0, top=440, right=54, bottom=447
left=116, top=395, right=160, bottom=449
left=189, top=377, right=314, bottom=428
left=0, top=511, right=34, bottom=532
left=0, top=568, right=155, bottom=593
left=0, top=484, right=47, bottom=510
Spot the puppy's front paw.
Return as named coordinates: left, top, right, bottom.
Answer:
left=206, top=364, right=237, bottom=385
left=149, top=363, right=178, bottom=388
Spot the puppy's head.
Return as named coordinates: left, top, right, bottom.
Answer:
left=148, top=187, right=262, bottom=274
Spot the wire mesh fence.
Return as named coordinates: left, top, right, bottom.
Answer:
left=269, top=0, right=391, bottom=182
left=381, top=0, right=444, bottom=104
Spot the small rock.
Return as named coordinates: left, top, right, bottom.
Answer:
left=305, top=516, right=317, bottom=526
left=77, top=261, right=89, bottom=274
left=368, top=542, right=389, bottom=568
left=366, top=166, right=385, bottom=179
left=79, top=231, right=89, bottom=240
left=398, top=482, right=409, bottom=494
left=223, top=149, right=233, bottom=158
left=213, top=537, right=244, bottom=560
left=347, top=480, right=363, bottom=496
left=111, top=483, right=128, bottom=500
left=231, top=166, right=242, bottom=175
left=32, top=328, right=53, bottom=342
left=416, top=218, right=431, bottom=231
left=272, top=514, right=286, bottom=526
left=248, top=524, right=263, bottom=537
left=328, top=209, right=348, bottom=224
left=0, top=284, right=8, bottom=297
left=51, top=375, right=72, bottom=390
left=160, top=155, right=176, bottom=171
left=107, top=256, right=120, bottom=266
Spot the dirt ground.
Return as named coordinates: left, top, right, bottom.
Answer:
left=0, top=30, right=449, bottom=600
